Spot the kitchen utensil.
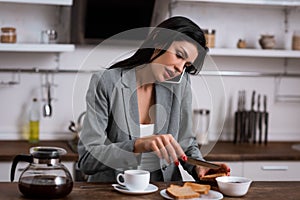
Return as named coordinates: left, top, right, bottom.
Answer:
left=257, top=94, right=263, bottom=144
left=68, top=111, right=86, bottom=134
left=43, top=82, right=52, bottom=117
left=10, top=146, right=73, bottom=198
left=186, top=157, right=220, bottom=169
left=249, top=90, right=256, bottom=143
left=234, top=91, right=243, bottom=143
left=263, top=95, right=268, bottom=145
left=240, top=90, right=248, bottom=143
left=178, top=162, right=195, bottom=182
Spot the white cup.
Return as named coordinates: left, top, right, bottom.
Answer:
left=116, top=169, right=150, bottom=191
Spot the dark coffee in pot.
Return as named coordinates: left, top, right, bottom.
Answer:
left=19, top=175, right=73, bottom=199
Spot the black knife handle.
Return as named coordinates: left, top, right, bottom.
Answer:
left=264, top=112, right=269, bottom=145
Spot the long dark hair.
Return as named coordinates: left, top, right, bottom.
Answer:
left=109, top=16, right=208, bottom=75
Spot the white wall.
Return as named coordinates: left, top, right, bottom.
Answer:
left=0, top=2, right=299, bottom=141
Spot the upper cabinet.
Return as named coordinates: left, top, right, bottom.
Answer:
left=0, top=0, right=74, bottom=53
left=172, top=0, right=300, bottom=58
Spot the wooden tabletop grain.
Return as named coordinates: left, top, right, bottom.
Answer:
left=0, top=181, right=300, bottom=200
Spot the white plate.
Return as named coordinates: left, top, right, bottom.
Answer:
left=112, top=183, right=158, bottom=195
left=160, top=189, right=223, bottom=200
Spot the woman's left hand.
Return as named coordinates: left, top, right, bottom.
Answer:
left=195, top=162, right=231, bottom=178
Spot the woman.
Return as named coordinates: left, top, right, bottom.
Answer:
left=78, top=16, right=230, bottom=182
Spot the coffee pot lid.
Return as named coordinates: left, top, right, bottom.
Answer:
left=30, top=146, right=67, bottom=159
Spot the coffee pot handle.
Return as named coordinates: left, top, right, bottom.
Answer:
left=10, top=155, right=33, bottom=182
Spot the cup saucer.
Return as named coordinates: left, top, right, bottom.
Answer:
left=112, top=183, right=158, bottom=195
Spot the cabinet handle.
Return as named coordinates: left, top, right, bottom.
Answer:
left=261, top=166, right=288, bottom=171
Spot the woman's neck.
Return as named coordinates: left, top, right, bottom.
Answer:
left=135, top=65, right=155, bottom=88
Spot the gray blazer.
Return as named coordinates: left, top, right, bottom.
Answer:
left=77, top=67, right=203, bottom=182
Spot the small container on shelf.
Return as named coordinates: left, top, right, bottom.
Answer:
left=292, top=30, right=300, bottom=50
left=41, top=29, right=57, bottom=44
left=204, top=29, right=216, bottom=48
left=237, top=39, right=247, bottom=49
left=259, top=34, right=275, bottom=49
left=1, top=27, right=17, bottom=43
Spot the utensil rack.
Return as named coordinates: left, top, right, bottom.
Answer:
left=1, top=67, right=300, bottom=76
left=1, top=68, right=300, bottom=103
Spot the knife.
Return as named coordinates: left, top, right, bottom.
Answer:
left=263, top=95, right=268, bottom=145
left=234, top=91, right=242, bottom=144
left=257, top=94, right=262, bottom=144
left=250, top=90, right=256, bottom=144
left=178, top=162, right=196, bottom=182
left=186, top=157, right=220, bottom=169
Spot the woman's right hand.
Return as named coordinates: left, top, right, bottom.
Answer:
left=134, top=134, right=186, bottom=165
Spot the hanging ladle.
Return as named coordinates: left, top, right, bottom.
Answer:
left=43, top=81, right=52, bottom=117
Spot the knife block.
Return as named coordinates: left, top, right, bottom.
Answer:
left=234, top=110, right=269, bottom=145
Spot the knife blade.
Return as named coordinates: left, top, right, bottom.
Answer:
left=186, top=158, right=220, bottom=169
left=178, top=162, right=196, bottom=182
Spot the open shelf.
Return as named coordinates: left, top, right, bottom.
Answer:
left=208, top=48, right=300, bottom=58
left=0, top=0, right=73, bottom=6
left=175, top=0, right=300, bottom=7
left=0, top=43, right=75, bottom=52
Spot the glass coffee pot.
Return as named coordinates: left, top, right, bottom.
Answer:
left=10, top=146, right=73, bottom=199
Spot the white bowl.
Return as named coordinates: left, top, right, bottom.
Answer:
left=216, top=176, right=252, bottom=197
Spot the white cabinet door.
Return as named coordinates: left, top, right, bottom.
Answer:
left=210, top=161, right=243, bottom=177
left=244, top=161, right=300, bottom=181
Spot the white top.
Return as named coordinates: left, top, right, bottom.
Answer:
left=138, top=124, right=160, bottom=172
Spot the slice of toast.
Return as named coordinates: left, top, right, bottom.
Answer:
left=166, top=184, right=200, bottom=199
left=200, top=173, right=227, bottom=181
left=183, top=182, right=211, bottom=194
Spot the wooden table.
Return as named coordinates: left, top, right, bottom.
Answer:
left=1, top=181, right=299, bottom=200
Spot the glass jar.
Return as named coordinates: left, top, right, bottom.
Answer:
left=292, top=30, right=300, bottom=50
left=1, top=27, right=17, bottom=43
left=204, top=29, right=215, bottom=48
left=192, top=109, right=210, bottom=145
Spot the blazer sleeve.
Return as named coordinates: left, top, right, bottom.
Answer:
left=178, top=74, right=204, bottom=176
left=77, top=72, right=139, bottom=175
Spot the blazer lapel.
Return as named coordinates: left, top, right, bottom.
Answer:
left=155, top=83, right=173, bottom=134
left=121, top=69, right=140, bottom=139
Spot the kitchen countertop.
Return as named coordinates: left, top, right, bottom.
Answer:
left=0, top=181, right=299, bottom=200
left=0, top=140, right=299, bottom=162
left=204, top=141, right=300, bottom=161
left=0, top=140, right=78, bottom=161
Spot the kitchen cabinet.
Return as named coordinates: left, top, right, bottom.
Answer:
left=221, top=161, right=243, bottom=177
left=0, top=161, right=75, bottom=182
left=172, top=0, right=300, bottom=59
left=243, top=161, right=300, bottom=181
left=0, top=0, right=74, bottom=53
left=214, top=161, right=300, bottom=181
